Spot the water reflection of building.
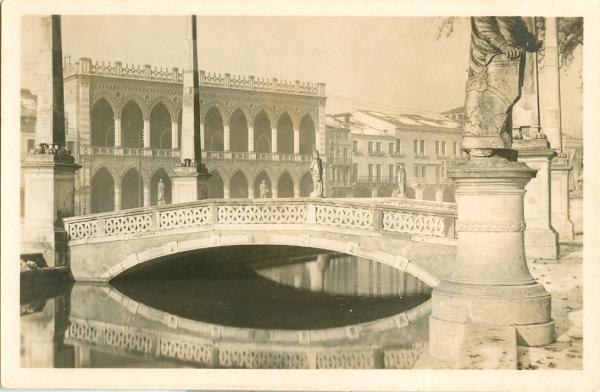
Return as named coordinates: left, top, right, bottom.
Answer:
left=329, top=110, right=465, bottom=201
left=254, top=253, right=432, bottom=297
left=21, top=57, right=327, bottom=215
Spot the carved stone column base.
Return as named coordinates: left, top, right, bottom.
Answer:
left=429, top=156, right=554, bottom=362
left=21, top=155, right=81, bottom=266
left=172, top=166, right=212, bottom=203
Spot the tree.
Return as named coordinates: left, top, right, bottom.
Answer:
left=435, top=17, right=583, bottom=69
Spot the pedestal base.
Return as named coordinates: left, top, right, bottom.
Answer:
left=172, top=166, right=212, bottom=203
left=550, top=158, right=574, bottom=241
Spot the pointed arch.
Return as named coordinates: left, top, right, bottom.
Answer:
left=90, top=98, right=115, bottom=147
left=121, top=167, right=144, bottom=209
left=253, top=169, right=274, bottom=198
left=253, top=110, right=272, bottom=153
left=208, top=168, right=225, bottom=199
left=204, top=106, right=224, bottom=151
left=300, top=171, right=314, bottom=197
left=149, top=102, right=172, bottom=149
left=121, top=100, right=144, bottom=148
left=91, top=167, right=115, bottom=213
left=299, top=114, right=316, bottom=155
left=276, top=112, right=294, bottom=154
left=277, top=171, right=294, bottom=198
left=229, top=169, right=249, bottom=198
left=229, top=109, right=248, bottom=152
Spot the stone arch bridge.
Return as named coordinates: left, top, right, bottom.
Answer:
left=64, top=198, right=458, bottom=284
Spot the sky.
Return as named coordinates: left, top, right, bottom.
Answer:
left=21, top=15, right=583, bottom=134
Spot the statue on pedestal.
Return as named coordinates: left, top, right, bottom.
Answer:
left=395, top=163, right=406, bottom=198
left=462, top=17, right=538, bottom=157
left=157, top=178, right=166, bottom=205
left=259, top=179, right=270, bottom=198
left=310, top=150, right=323, bottom=197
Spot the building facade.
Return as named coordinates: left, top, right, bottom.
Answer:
left=20, top=57, right=328, bottom=214
left=324, top=115, right=353, bottom=197
left=330, top=110, right=466, bottom=201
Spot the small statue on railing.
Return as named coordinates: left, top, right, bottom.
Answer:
left=157, top=178, right=166, bottom=205
left=259, top=179, right=270, bottom=198
left=394, top=163, right=407, bottom=198
left=310, top=150, right=324, bottom=198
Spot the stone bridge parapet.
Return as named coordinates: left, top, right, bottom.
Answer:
left=64, top=198, right=457, bottom=283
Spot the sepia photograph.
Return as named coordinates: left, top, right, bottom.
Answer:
left=2, top=0, right=599, bottom=390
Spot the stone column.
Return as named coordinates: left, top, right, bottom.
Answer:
left=430, top=157, right=554, bottom=361
left=143, top=119, right=150, bottom=148
left=514, top=142, right=559, bottom=259
left=172, top=15, right=211, bottom=204
left=293, top=183, right=301, bottom=198
left=223, top=182, right=230, bottom=199
left=143, top=183, right=150, bottom=207
left=114, top=116, right=122, bottom=147
left=550, top=156, right=574, bottom=241
left=435, top=188, right=444, bottom=203
left=248, top=125, right=254, bottom=152
left=271, top=127, right=277, bottom=153
left=223, top=123, right=230, bottom=151
left=271, top=186, right=278, bottom=199
left=294, top=125, right=300, bottom=154
left=114, top=184, right=121, bottom=211
left=540, top=17, right=562, bottom=150
left=22, top=16, right=80, bottom=267
left=171, top=121, right=178, bottom=149
left=248, top=183, right=254, bottom=199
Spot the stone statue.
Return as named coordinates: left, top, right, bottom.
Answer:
left=310, top=150, right=323, bottom=197
left=157, top=178, right=166, bottom=205
left=462, top=17, right=538, bottom=156
left=396, top=163, right=406, bottom=198
left=259, top=179, right=270, bottom=198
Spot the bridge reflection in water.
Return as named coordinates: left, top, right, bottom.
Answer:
left=21, top=246, right=431, bottom=369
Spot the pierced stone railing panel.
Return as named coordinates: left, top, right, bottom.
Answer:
left=103, top=327, right=155, bottom=353
left=159, top=337, right=214, bottom=364
left=104, top=213, right=153, bottom=237
left=159, top=206, right=211, bottom=231
left=66, top=320, right=99, bottom=343
left=315, top=205, right=373, bottom=230
left=382, top=211, right=446, bottom=237
left=67, top=220, right=98, bottom=240
left=316, top=350, right=377, bottom=369
left=218, top=204, right=307, bottom=224
left=218, top=347, right=308, bottom=369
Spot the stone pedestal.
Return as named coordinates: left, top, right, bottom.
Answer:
left=550, top=156, right=574, bottom=241
left=514, top=140, right=559, bottom=260
left=430, top=156, right=554, bottom=362
left=21, top=155, right=80, bottom=266
left=172, top=166, right=212, bottom=203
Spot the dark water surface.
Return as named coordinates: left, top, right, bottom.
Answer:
left=21, top=246, right=432, bottom=369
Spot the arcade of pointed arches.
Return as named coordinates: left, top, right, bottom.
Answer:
left=89, top=162, right=315, bottom=213
left=90, top=97, right=317, bottom=154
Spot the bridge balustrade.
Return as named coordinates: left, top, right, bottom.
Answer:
left=64, top=198, right=457, bottom=242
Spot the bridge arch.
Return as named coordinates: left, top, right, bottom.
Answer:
left=90, top=98, right=115, bottom=147
left=91, top=167, right=115, bottom=213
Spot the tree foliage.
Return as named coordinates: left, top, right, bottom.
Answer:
left=435, top=17, right=583, bottom=69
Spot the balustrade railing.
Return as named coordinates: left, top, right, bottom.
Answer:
left=83, top=145, right=180, bottom=158
left=205, top=151, right=311, bottom=162
left=63, top=58, right=325, bottom=96
left=64, top=198, right=456, bottom=242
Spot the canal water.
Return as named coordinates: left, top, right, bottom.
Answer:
left=21, top=246, right=432, bottom=369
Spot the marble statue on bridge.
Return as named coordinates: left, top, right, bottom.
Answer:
left=462, top=17, right=538, bottom=157
left=157, top=178, right=166, bottom=205
left=310, top=150, right=324, bottom=198
left=394, top=163, right=406, bottom=198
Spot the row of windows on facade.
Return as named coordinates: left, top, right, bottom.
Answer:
left=352, top=139, right=463, bottom=158
left=350, top=163, right=446, bottom=180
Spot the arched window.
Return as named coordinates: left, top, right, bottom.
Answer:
left=299, top=114, right=316, bottom=155
left=204, top=107, right=224, bottom=151
left=277, top=113, right=294, bottom=154
left=91, top=167, right=115, bottom=212
left=254, top=111, right=271, bottom=153
left=91, top=99, right=115, bottom=147
left=230, top=109, right=248, bottom=152
left=121, top=101, right=144, bottom=148
left=150, top=103, right=172, bottom=149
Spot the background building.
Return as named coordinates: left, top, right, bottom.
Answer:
left=20, top=57, right=328, bottom=215
left=328, top=110, right=465, bottom=202
left=325, top=115, right=353, bottom=197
